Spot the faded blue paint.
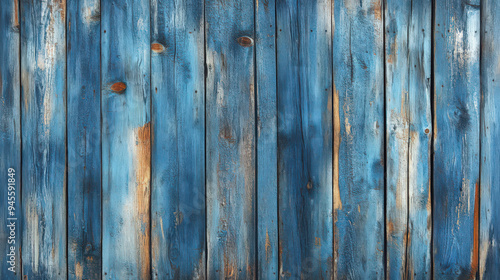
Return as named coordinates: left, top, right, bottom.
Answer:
left=256, top=0, right=278, bottom=278
left=67, top=0, right=102, bottom=279
left=407, top=0, right=432, bottom=278
left=150, top=0, right=205, bottom=278
left=333, top=0, right=385, bottom=278
left=20, top=0, right=67, bottom=278
left=101, top=0, right=151, bottom=278
left=205, top=0, right=256, bottom=278
left=433, top=0, right=480, bottom=278
left=0, top=0, right=21, bottom=278
left=481, top=0, right=500, bottom=278
left=385, top=0, right=410, bottom=277
left=277, top=0, right=333, bottom=278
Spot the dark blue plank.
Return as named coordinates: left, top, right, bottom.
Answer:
left=101, top=0, right=151, bottom=278
left=277, top=0, right=333, bottom=278
left=150, top=0, right=205, bottom=278
left=67, top=0, right=101, bottom=279
left=0, top=0, right=21, bottom=278
left=205, top=0, right=256, bottom=278
left=333, top=0, right=384, bottom=278
left=20, top=0, right=67, bottom=278
left=433, top=0, right=480, bottom=278
left=481, top=0, right=500, bottom=278
left=256, top=0, right=277, bottom=278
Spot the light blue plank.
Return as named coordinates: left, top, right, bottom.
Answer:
left=256, top=0, right=277, bottom=278
left=407, top=0, right=432, bottom=278
left=150, top=0, right=205, bottom=278
left=481, top=0, right=500, bottom=278
left=0, top=0, right=21, bottom=278
left=433, top=0, right=480, bottom=278
left=384, top=0, right=410, bottom=277
left=205, top=0, right=256, bottom=278
left=101, top=0, right=151, bottom=278
left=67, top=0, right=101, bottom=279
left=333, top=0, right=385, bottom=278
left=20, top=0, right=67, bottom=278
left=277, top=0, right=333, bottom=278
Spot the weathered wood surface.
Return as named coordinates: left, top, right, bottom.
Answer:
left=67, top=0, right=101, bottom=279
left=481, top=0, right=500, bottom=278
left=20, top=0, right=67, bottom=278
left=5, top=0, right=500, bottom=278
left=333, top=0, right=385, bottom=278
left=433, top=0, right=480, bottom=278
left=101, top=0, right=151, bottom=278
left=150, top=0, right=205, bottom=278
left=256, top=0, right=278, bottom=278
left=0, top=0, right=21, bottom=278
left=205, top=0, right=256, bottom=278
left=277, top=0, right=333, bottom=278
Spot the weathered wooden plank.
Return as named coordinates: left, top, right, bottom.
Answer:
left=407, top=1, right=432, bottom=278
left=150, top=0, right=205, bottom=278
left=480, top=0, right=500, bottom=278
left=20, top=0, right=67, bottom=278
left=256, top=0, right=277, bottom=278
left=0, top=0, right=21, bottom=278
left=333, top=0, right=385, bottom=278
left=277, top=0, right=332, bottom=278
left=205, top=0, right=256, bottom=278
left=433, top=0, right=480, bottom=278
left=67, top=0, right=101, bottom=279
left=384, top=0, right=410, bottom=277
left=101, top=0, right=151, bottom=278
left=385, top=2, right=433, bottom=278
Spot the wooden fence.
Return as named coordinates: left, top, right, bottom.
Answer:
left=0, top=0, right=498, bottom=279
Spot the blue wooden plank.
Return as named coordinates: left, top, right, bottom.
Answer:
left=277, top=0, right=333, bottom=278
left=0, top=0, right=21, bottom=278
left=20, top=0, right=67, bottom=278
left=384, top=1, right=410, bottom=277
left=150, top=0, right=205, bottom=278
left=67, top=0, right=102, bottom=279
left=433, top=0, right=480, bottom=278
left=101, top=0, right=151, bottom=278
left=481, top=0, right=500, bottom=278
left=205, top=0, right=256, bottom=278
left=407, top=0, right=432, bottom=278
left=333, top=0, right=384, bottom=278
left=256, top=0, right=277, bottom=278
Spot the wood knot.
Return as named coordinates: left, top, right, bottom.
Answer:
left=110, top=82, right=126, bottom=93
left=151, top=43, right=165, bottom=53
left=237, top=36, right=254, bottom=47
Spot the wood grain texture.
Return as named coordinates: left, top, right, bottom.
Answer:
left=150, top=0, right=205, bottom=278
left=407, top=1, right=432, bottom=278
left=433, top=0, right=480, bottom=278
left=481, top=0, right=500, bottom=278
left=20, top=0, right=67, bottom=278
left=277, top=0, right=333, bottom=278
left=67, top=0, right=101, bottom=279
left=256, top=0, right=278, bottom=278
left=205, top=0, right=256, bottom=278
left=101, top=0, right=151, bottom=278
left=333, top=0, right=385, bottom=278
left=0, top=0, right=21, bottom=278
left=385, top=1, right=410, bottom=277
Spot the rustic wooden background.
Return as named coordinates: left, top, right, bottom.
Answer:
left=0, top=0, right=498, bottom=279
